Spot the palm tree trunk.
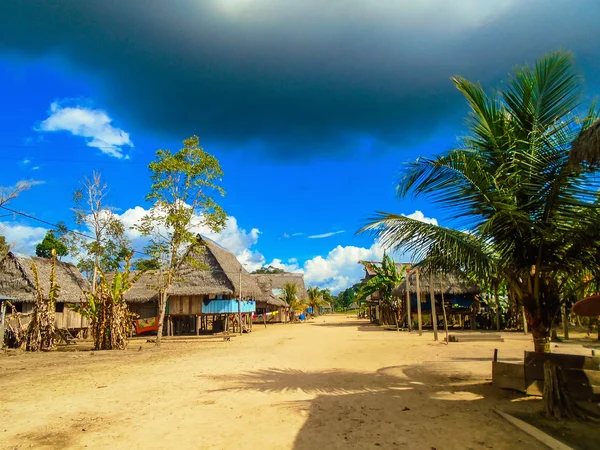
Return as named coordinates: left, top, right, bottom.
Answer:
left=494, top=284, right=501, bottom=331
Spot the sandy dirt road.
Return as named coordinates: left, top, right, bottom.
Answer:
left=0, top=315, right=559, bottom=449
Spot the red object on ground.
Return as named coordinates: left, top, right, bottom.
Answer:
left=572, top=294, right=600, bottom=317
left=135, top=316, right=160, bottom=334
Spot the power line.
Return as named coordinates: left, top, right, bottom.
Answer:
left=0, top=204, right=153, bottom=258
left=0, top=205, right=253, bottom=274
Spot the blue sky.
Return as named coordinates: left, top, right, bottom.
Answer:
left=1, top=1, right=600, bottom=292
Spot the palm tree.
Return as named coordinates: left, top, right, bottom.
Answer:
left=355, top=254, right=406, bottom=327
left=280, top=281, right=303, bottom=322
left=281, top=281, right=298, bottom=305
left=287, top=296, right=307, bottom=322
left=307, top=285, right=323, bottom=316
left=361, top=51, right=600, bottom=353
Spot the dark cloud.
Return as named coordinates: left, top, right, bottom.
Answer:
left=1, top=1, right=600, bottom=159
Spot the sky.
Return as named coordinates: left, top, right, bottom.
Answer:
left=1, top=1, right=600, bottom=293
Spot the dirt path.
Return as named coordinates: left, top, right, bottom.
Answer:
left=1, top=315, right=556, bottom=449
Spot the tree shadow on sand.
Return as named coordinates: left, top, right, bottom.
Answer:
left=308, top=321, right=388, bottom=332
left=208, top=364, right=545, bottom=449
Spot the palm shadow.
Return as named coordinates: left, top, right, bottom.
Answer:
left=207, top=364, right=540, bottom=449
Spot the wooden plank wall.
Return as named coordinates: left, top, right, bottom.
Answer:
left=129, top=302, right=158, bottom=319
left=168, top=295, right=203, bottom=315
left=5, top=308, right=89, bottom=330
left=492, top=361, right=526, bottom=392
left=524, top=351, right=600, bottom=400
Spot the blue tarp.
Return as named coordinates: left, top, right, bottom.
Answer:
left=201, top=299, right=256, bottom=314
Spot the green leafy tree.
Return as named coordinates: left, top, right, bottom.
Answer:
left=361, top=51, right=600, bottom=352
left=336, top=283, right=361, bottom=310
left=36, top=231, right=68, bottom=259
left=134, top=258, right=162, bottom=271
left=65, top=172, right=131, bottom=291
left=136, top=136, right=227, bottom=346
left=251, top=265, right=285, bottom=274
left=0, top=234, right=9, bottom=259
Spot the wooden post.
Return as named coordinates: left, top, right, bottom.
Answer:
left=439, top=272, right=449, bottom=344
left=0, top=300, right=6, bottom=350
left=416, top=269, right=422, bottom=335
left=522, top=307, right=528, bottom=335
left=562, top=305, right=569, bottom=340
left=429, top=271, right=438, bottom=341
left=406, top=269, right=412, bottom=331
left=238, top=269, right=243, bottom=336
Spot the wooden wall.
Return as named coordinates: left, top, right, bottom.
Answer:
left=129, top=302, right=158, bottom=319
left=5, top=303, right=89, bottom=330
left=168, top=295, right=203, bottom=315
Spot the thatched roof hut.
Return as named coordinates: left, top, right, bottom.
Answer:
left=571, top=119, right=600, bottom=167
left=392, top=270, right=480, bottom=296
left=123, top=236, right=264, bottom=303
left=0, top=252, right=89, bottom=303
left=252, top=275, right=288, bottom=307
left=251, top=272, right=308, bottom=300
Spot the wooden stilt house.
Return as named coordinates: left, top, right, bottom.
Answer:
left=0, top=252, right=90, bottom=331
left=392, top=270, right=480, bottom=329
left=122, top=237, right=263, bottom=335
left=251, top=273, right=308, bottom=323
left=251, top=275, right=289, bottom=323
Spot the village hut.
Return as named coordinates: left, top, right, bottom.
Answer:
left=358, top=260, right=411, bottom=323
left=122, top=236, right=262, bottom=335
left=320, top=302, right=333, bottom=314
left=251, top=274, right=289, bottom=323
left=0, top=252, right=90, bottom=331
left=251, top=272, right=308, bottom=322
left=392, top=269, right=481, bottom=329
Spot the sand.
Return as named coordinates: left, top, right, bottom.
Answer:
left=0, top=315, right=582, bottom=449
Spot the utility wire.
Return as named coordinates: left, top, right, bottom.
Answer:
left=0, top=204, right=153, bottom=259
left=0, top=205, right=252, bottom=274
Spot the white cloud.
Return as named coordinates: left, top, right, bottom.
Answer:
left=302, top=243, right=386, bottom=293
left=307, top=230, right=345, bottom=239
left=32, top=166, right=40, bottom=170
left=267, top=258, right=302, bottom=273
left=115, top=206, right=265, bottom=271
left=38, top=101, right=133, bottom=159
left=0, top=222, right=48, bottom=255
left=1, top=207, right=437, bottom=296
left=22, top=159, right=31, bottom=165
left=405, top=210, right=438, bottom=225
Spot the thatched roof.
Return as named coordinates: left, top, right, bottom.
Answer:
left=252, top=272, right=308, bottom=300
left=256, top=293, right=288, bottom=308
left=571, top=119, right=600, bottom=167
left=392, top=270, right=480, bottom=296
left=0, top=252, right=90, bottom=303
left=122, top=236, right=264, bottom=303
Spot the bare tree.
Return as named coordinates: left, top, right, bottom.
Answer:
left=0, top=180, right=42, bottom=208
left=67, top=172, right=130, bottom=293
